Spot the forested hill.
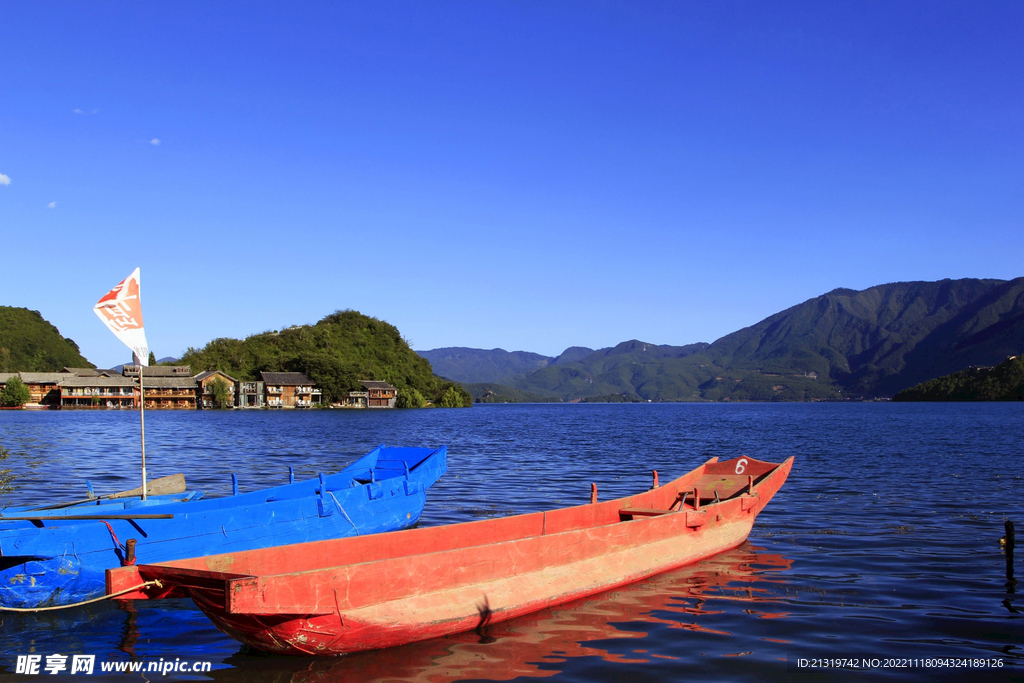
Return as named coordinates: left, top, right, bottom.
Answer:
left=704, top=277, right=1024, bottom=397
left=893, top=355, right=1024, bottom=401
left=510, top=341, right=713, bottom=400
left=417, top=347, right=555, bottom=384
left=0, top=307, right=93, bottom=372
left=178, top=310, right=471, bottom=406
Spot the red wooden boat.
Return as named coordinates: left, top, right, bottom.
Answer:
left=199, top=545, right=792, bottom=681
left=107, top=454, right=792, bottom=656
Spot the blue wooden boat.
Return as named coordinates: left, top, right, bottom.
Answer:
left=0, top=445, right=447, bottom=609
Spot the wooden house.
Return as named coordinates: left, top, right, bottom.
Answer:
left=237, top=380, right=265, bottom=409
left=341, top=391, right=369, bottom=408
left=17, top=373, right=69, bottom=408
left=360, top=380, right=398, bottom=408
left=59, top=375, right=137, bottom=409
left=195, top=370, right=239, bottom=409
left=260, top=372, right=321, bottom=408
left=140, top=376, right=198, bottom=409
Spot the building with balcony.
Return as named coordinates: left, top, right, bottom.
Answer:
left=259, top=371, right=321, bottom=408
left=139, top=376, right=199, bottom=409
left=0, top=367, right=201, bottom=410
left=16, top=373, right=68, bottom=408
left=340, top=390, right=369, bottom=408
left=195, top=370, right=239, bottom=409
left=59, top=376, right=137, bottom=409
left=360, top=380, right=398, bottom=408
left=237, top=380, right=265, bottom=408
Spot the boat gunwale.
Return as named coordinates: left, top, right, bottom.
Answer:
left=127, top=455, right=790, bottom=586
left=4, top=445, right=447, bottom=610
left=0, top=446, right=443, bottom=536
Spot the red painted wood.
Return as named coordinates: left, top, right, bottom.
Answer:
left=685, top=510, right=708, bottom=527
left=109, top=455, right=792, bottom=656
left=618, top=508, right=671, bottom=517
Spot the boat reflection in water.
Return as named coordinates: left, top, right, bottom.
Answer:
left=209, top=542, right=793, bottom=683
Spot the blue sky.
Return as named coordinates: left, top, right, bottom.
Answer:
left=1, top=2, right=1021, bottom=367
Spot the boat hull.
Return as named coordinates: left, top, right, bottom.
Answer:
left=202, top=514, right=758, bottom=655
left=110, top=454, right=791, bottom=655
left=2, top=445, right=447, bottom=608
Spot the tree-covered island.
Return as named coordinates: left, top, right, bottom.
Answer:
left=893, top=354, right=1024, bottom=401
left=179, top=310, right=472, bottom=408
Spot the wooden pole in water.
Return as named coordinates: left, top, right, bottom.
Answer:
left=138, top=361, right=148, bottom=501
left=1005, top=521, right=1016, bottom=588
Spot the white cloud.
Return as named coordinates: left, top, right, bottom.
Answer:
left=73, top=108, right=99, bottom=114
left=150, top=138, right=161, bottom=146
left=48, top=201, right=57, bottom=209
left=0, top=173, right=10, bottom=186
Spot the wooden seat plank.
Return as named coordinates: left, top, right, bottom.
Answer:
left=618, top=508, right=673, bottom=518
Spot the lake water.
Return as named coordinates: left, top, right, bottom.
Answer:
left=0, top=403, right=1021, bottom=682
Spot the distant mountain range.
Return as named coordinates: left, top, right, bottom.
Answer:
left=419, top=278, right=1024, bottom=401
left=418, top=346, right=599, bottom=385
left=7, top=278, right=1021, bottom=403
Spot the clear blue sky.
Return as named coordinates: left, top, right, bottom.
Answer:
left=1, top=2, right=1021, bottom=368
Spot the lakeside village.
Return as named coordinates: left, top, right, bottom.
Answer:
left=0, top=365, right=399, bottom=410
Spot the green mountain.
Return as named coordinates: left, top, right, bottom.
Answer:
left=179, top=310, right=471, bottom=406
left=0, top=307, right=93, bottom=372
left=511, top=341, right=712, bottom=401
left=454, top=278, right=1024, bottom=402
left=703, top=278, right=1024, bottom=397
left=551, top=347, right=597, bottom=365
left=893, top=354, right=1024, bottom=401
left=417, top=347, right=597, bottom=384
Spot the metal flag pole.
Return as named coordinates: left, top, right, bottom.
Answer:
left=138, top=360, right=148, bottom=500
left=94, top=267, right=151, bottom=503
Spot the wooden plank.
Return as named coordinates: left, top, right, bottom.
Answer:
left=685, top=510, right=708, bottom=527
left=28, top=473, right=187, bottom=511
left=618, top=508, right=672, bottom=517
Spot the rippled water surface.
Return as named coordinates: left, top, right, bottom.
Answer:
left=1, top=403, right=1021, bottom=682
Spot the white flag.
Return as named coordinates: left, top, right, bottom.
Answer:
left=94, top=267, right=150, bottom=366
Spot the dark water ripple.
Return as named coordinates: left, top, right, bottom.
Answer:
left=0, top=403, right=1021, bottom=682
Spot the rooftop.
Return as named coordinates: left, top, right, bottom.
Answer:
left=63, top=367, right=102, bottom=376
left=260, top=371, right=314, bottom=386
left=123, top=365, right=192, bottom=377
left=195, top=370, right=238, bottom=383
left=360, top=380, right=397, bottom=391
left=18, top=372, right=73, bottom=383
left=60, top=376, right=137, bottom=387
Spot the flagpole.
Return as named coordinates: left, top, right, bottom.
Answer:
left=94, top=268, right=151, bottom=503
left=139, top=361, right=148, bottom=501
